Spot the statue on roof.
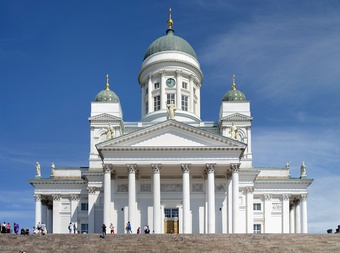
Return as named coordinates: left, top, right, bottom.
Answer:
left=106, top=123, right=114, bottom=140
left=166, top=101, right=176, bottom=120
left=51, top=162, right=55, bottom=177
left=35, top=162, right=41, bottom=177
left=230, top=123, right=238, bottom=140
left=300, top=161, right=307, bottom=177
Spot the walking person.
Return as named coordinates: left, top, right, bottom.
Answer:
left=126, top=221, right=132, bottom=234
left=110, top=223, right=114, bottom=234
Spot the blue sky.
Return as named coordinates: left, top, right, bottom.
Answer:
left=1, top=0, right=339, bottom=233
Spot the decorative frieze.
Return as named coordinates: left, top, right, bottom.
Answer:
left=272, top=203, right=282, bottom=211
left=117, top=184, right=128, bottom=192
left=161, top=184, right=182, bottom=192
left=181, top=163, right=191, bottom=173
left=140, top=184, right=151, bottom=192
left=192, top=183, right=203, bottom=192
left=215, top=183, right=226, bottom=192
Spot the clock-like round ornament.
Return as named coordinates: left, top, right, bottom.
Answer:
left=166, top=78, right=176, bottom=88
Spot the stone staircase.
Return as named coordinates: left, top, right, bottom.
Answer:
left=1, top=234, right=339, bottom=253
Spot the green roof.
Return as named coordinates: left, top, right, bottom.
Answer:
left=143, top=29, right=197, bottom=60
left=222, top=89, right=247, bottom=102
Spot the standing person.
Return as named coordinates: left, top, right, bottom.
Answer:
left=73, top=223, right=77, bottom=234
left=6, top=222, right=11, bottom=233
left=110, top=223, right=114, bottom=234
left=144, top=225, right=150, bottom=234
left=101, top=224, right=106, bottom=238
left=137, top=227, right=140, bottom=234
left=68, top=223, right=72, bottom=233
left=14, top=222, right=19, bottom=234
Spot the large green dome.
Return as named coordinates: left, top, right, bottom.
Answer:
left=94, top=75, right=120, bottom=103
left=143, top=29, right=197, bottom=60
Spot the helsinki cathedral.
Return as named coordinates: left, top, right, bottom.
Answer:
left=29, top=9, right=313, bottom=234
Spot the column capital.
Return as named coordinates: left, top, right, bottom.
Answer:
left=181, top=163, right=191, bottom=173
left=264, top=194, right=272, bottom=201
left=300, top=193, right=308, bottom=201
left=87, top=187, right=97, bottom=194
left=282, top=194, right=291, bottom=201
left=52, top=194, right=61, bottom=201
left=205, top=163, right=216, bottom=174
left=34, top=194, right=42, bottom=202
left=127, top=164, right=137, bottom=174
left=230, top=163, right=241, bottom=173
left=246, top=186, right=254, bottom=193
left=70, top=194, right=80, bottom=201
left=293, top=198, right=300, bottom=205
left=175, top=70, right=182, bottom=77
left=152, top=164, right=162, bottom=174
left=159, top=70, right=166, bottom=76
left=103, top=164, right=113, bottom=174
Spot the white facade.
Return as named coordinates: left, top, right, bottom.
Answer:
left=29, top=12, right=313, bottom=235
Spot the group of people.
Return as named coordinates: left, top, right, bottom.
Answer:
left=100, top=222, right=151, bottom=238
left=1, top=222, right=21, bottom=234
left=68, top=222, right=77, bottom=234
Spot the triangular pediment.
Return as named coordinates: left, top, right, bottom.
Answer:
left=220, top=113, right=252, bottom=122
left=88, top=113, right=122, bottom=122
left=97, top=120, right=246, bottom=150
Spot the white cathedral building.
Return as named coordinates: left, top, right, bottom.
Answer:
left=29, top=10, right=313, bottom=235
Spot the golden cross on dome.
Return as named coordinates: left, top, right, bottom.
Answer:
left=106, top=74, right=110, bottom=90
left=167, top=8, right=173, bottom=29
left=232, top=74, right=236, bottom=90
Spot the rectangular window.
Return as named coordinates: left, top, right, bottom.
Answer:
left=193, top=87, right=196, bottom=95
left=254, top=224, right=261, bottom=234
left=81, top=203, right=88, bottom=211
left=154, top=82, right=160, bottom=89
left=145, top=101, right=149, bottom=114
left=166, top=93, right=175, bottom=104
left=181, top=95, right=188, bottom=111
left=182, top=82, right=188, bottom=89
left=164, top=208, right=179, bottom=218
left=145, top=87, right=148, bottom=95
left=81, top=224, right=89, bottom=234
left=253, top=203, right=261, bottom=211
left=154, top=95, right=161, bottom=111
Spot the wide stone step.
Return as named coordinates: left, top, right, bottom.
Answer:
left=0, top=234, right=339, bottom=253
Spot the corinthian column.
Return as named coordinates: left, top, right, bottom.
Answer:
left=230, top=163, right=240, bottom=233
left=205, top=163, right=216, bottom=233
left=52, top=194, right=61, bottom=233
left=294, top=199, right=301, bottom=233
left=34, top=194, right=42, bottom=228
left=127, top=164, right=137, bottom=232
left=300, top=194, right=308, bottom=233
left=103, top=164, right=113, bottom=227
left=282, top=194, right=290, bottom=233
left=181, top=163, right=191, bottom=234
left=152, top=164, right=161, bottom=234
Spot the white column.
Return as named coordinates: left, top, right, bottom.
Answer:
left=189, top=75, right=194, bottom=114
left=88, top=187, right=97, bottom=233
left=300, top=194, right=308, bottom=233
left=147, top=75, right=152, bottom=114
left=246, top=126, right=252, bottom=159
left=127, top=164, right=137, bottom=232
left=290, top=203, right=295, bottom=233
left=227, top=172, right=232, bottom=233
left=231, top=163, right=240, bottom=233
left=176, top=70, right=181, bottom=107
left=294, top=199, right=301, bottom=233
left=34, top=194, right=42, bottom=227
left=70, top=194, right=80, bottom=232
left=181, top=163, right=191, bottom=234
left=152, top=164, right=162, bottom=234
left=282, top=194, right=290, bottom=233
left=264, top=194, right=272, bottom=233
left=103, top=164, right=112, bottom=227
left=246, top=187, right=254, bottom=233
left=206, top=163, right=216, bottom=233
left=52, top=194, right=61, bottom=233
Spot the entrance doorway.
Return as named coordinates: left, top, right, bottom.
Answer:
left=164, top=208, right=179, bottom=234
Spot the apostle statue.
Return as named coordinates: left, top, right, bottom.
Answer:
left=230, top=123, right=238, bottom=140
left=106, top=123, right=114, bottom=140
left=35, top=162, right=41, bottom=177
left=51, top=162, right=55, bottom=177
left=300, top=161, right=307, bottom=177
left=166, top=101, right=176, bottom=120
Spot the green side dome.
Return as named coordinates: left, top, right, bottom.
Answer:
left=222, top=75, right=247, bottom=101
left=94, top=75, right=120, bottom=103
left=143, top=29, right=197, bottom=60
